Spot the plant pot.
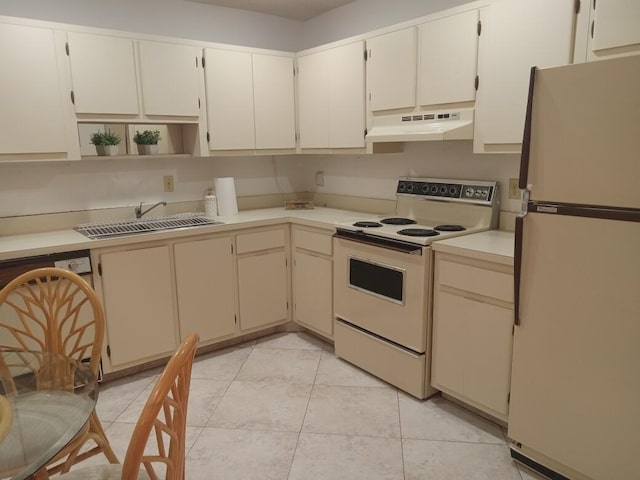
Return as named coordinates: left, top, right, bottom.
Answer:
left=95, top=145, right=119, bottom=156
left=137, top=144, right=159, bottom=155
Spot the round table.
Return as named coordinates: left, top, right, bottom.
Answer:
left=0, top=349, right=98, bottom=480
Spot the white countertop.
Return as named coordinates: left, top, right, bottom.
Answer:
left=0, top=207, right=366, bottom=261
left=432, top=230, right=515, bottom=266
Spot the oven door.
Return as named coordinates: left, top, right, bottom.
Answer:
left=334, top=236, right=430, bottom=353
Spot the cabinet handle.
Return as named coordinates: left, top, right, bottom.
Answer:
left=70, top=90, right=75, bottom=105
left=520, top=66, right=537, bottom=189
left=590, top=20, right=595, bottom=38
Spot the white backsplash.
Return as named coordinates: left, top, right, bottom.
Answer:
left=0, top=141, right=520, bottom=219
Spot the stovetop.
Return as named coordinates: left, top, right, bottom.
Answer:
left=336, top=177, right=500, bottom=246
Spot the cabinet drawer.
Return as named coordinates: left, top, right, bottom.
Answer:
left=438, top=259, right=513, bottom=302
left=236, top=228, right=286, bottom=254
left=294, top=228, right=332, bottom=255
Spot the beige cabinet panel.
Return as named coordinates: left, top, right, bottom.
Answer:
left=431, top=253, right=514, bottom=419
left=174, top=237, right=236, bottom=343
left=473, top=0, right=574, bottom=153
left=0, top=24, right=67, bottom=155
left=418, top=9, right=479, bottom=106
left=329, top=41, right=365, bottom=148
left=298, top=41, right=365, bottom=149
left=367, top=27, right=417, bottom=111
left=138, top=40, right=200, bottom=117
left=67, top=32, right=139, bottom=115
left=238, top=251, right=288, bottom=331
left=204, top=48, right=255, bottom=150
left=293, top=251, right=333, bottom=338
left=591, top=0, right=640, bottom=52
left=297, top=50, right=331, bottom=148
left=99, top=246, right=176, bottom=369
left=252, top=53, right=296, bottom=149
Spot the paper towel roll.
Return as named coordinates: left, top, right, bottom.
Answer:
left=214, top=177, right=238, bottom=216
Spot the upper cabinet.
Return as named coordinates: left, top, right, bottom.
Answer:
left=203, top=48, right=295, bottom=153
left=0, top=23, right=76, bottom=160
left=418, top=9, right=479, bottom=107
left=138, top=41, right=201, bottom=117
left=574, top=0, right=640, bottom=62
left=367, top=27, right=417, bottom=112
left=473, top=0, right=576, bottom=154
left=67, top=32, right=139, bottom=116
left=297, top=41, right=365, bottom=149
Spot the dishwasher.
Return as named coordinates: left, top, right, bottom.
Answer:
left=0, top=249, right=103, bottom=381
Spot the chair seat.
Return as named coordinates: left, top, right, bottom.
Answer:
left=60, top=463, right=151, bottom=479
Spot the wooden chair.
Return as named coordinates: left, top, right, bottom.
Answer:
left=0, top=267, right=118, bottom=476
left=0, top=394, right=12, bottom=444
left=58, top=333, right=200, bottom=480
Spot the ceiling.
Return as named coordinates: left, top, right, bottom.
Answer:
left=187, top=0, right=356, bottom=21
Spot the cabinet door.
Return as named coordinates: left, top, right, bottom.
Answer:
left=138, top=41, right=200, bottom=117
left=367, top=27, right=417, bottom=111
left=473, top=0, right=574, bottom=153
left=252, top=54, right=296, bottom=149
left=99, top=246, right=176, bottom=368
left=591, top=0, right=640, bottom=52
left=0, top=24, right=67, bottom=155
left=293, top=251, right=333, bottom=338
left=238, top=251, right=288, bottom=330
left=329, top=41, right=366, bottom=148
left=297, top=50, right=331, bottom=148
left=418, top=9, right=479, bottom=106
left=433, top=290, right=513, bottom=416
left=67, top=32, right=139, bottom=115
left=204, top=48, right=255, bottom=150
left=174, top=237, right=236, bottom=343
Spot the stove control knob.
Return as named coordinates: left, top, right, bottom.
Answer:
left=465, top=187, right=475, bottom=198
left=449, top=186, right=458, bottom=196
left=421, top=184, right=429, bottom=194
left=430, top=185, right=438, bottom=194
left=439, top=185, right=447, bottom=195
left=398, top=182, right=407, bottom=192
left=407, top=183, right=414, bottom=192
left=475, top=189, right=484, bottom=197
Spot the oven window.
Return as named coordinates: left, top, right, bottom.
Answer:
left=349, top=257, right=403, bottom=303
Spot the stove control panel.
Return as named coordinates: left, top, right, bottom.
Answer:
left=396, top=178, right=497, bottom=204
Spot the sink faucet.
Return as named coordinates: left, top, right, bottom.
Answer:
left=135, top=201, right=167, bottom=219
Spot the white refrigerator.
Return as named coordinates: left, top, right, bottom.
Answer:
left=509, top=55, right=640, bottom=480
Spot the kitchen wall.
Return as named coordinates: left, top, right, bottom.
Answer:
left=0, top=0, right=301, bottom=51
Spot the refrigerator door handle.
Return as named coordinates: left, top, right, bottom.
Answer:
left=514, top=212, right=525, bottom=326
left=519, top=66, right=537, bottom=190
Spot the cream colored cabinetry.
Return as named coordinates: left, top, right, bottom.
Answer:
left=67, top=32, right=139, bottom=116
left=0, top=23, right=77, bottom=161
left=366, top=27, right=417, bottom=112
left=203, top=48, right=295, bottom=152
left=473, top=0, right=575, bottom=154
left=93, top=244, right=177, bottom=373
left=574, top=0, right=640, bottom=62
left=174, top=235, right=236, bottom=345
left=291, top=226, right=334, bottom=339
left=418, top=9, right=479, bottom=107
left=236, top=227, right=290, bottom=331
left=138, top=40, right=201, bottom=117
left=431, top=252, right=514, bottom=421
left=297, top=41, right=365, bottom=149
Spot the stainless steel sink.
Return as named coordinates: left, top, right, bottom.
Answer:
left=75, top=213, right=223, bottom=239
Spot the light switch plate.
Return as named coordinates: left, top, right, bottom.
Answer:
left=315, top=171, right=324, bottom=187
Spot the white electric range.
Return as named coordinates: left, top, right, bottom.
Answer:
left=333, top=177, right=499, bottom=399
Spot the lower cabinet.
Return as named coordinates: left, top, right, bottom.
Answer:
left=94, top=244, right=178, bottom=372
left=236, top=226, right=290, bottom=331
left=431, top=252, right=514, bottom=421
left=291, top=226, right=334, bottom=338
left=174, top=235, right=236, bottom=344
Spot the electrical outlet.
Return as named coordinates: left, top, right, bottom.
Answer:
left=508, top=178, right=521, bottom=200
left=164, top=175, right=174, bottom=193
left=315, top=171, right=325, bottom=187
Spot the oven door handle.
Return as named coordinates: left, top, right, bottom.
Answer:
left=333, top=229, right=423, bottom=255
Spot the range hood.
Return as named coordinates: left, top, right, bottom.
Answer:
left=366, top=109, right=474, bottom=142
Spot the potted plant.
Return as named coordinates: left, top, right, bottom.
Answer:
left=90, top=130, right=121, bottom=156
left=133, top=129, right=161, bottom=155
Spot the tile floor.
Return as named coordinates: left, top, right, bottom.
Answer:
left=80, top=332, right=548, bottom=479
